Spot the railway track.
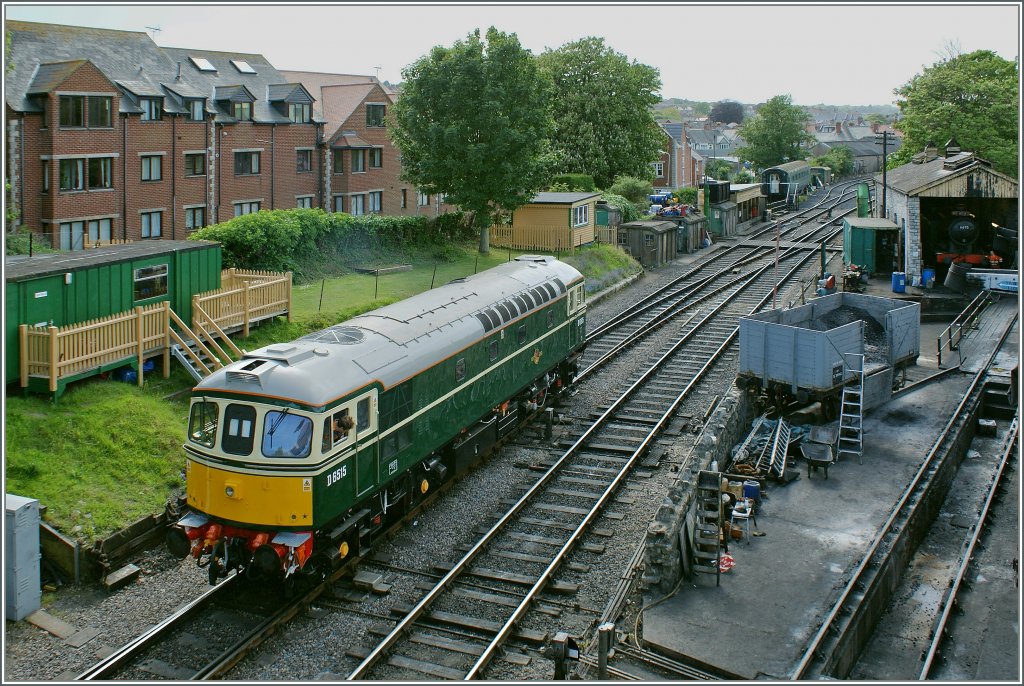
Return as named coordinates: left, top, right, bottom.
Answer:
left=791, top=306, right=1019, bottom=680
left=73, top=180, right=870, bottom=682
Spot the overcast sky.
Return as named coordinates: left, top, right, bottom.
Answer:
left=4, top=2, right=1020, bottom=106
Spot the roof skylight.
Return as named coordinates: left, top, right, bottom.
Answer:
left=231, top=60, right=256, bottom=74
left=189, top=56, right=217, bottom=72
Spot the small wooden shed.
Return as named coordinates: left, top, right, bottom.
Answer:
left=842, top=217, right=899, bottom=274
left=490, top=192, right=600, bottom=252
left=620, top=220, right=677, bottom=268
left=4, top=241, right=221, bottom=385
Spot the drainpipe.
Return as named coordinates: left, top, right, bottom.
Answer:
left=171, top=115, right=177, bottom=239
left=19, top=112, right=25, bottom=230
left=316, top=123, right=324, bottom=208
left=216, top=122, right=222, bottom=221
left=122, top=113, right=128, bottom=239
left=270, top=124, right=275, bottom=209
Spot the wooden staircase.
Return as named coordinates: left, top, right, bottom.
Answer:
left=168, top=305, right=244, bottom=383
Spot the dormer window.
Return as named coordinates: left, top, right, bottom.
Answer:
left=231, top=60, right=256, bottom=74
left=140, top=97, right=162, bottom=121
left=186, top=99, right=205, bottom=121
left=366, top=103, right=385, bottom=128
left=233, top=102, right=252, bottom=121
left=289, top=103, right=310, bottom=123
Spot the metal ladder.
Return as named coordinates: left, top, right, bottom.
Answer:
left=836, top=353, right=865, bottom=464
left=766, top=419, right=792, bottom=478
left=692, top=470, right=723, bottom=586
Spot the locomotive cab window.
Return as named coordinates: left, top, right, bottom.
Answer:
left=262, top=411, right=313, bottom=458
left=356, top=396, right=373, bottom=433
left=221, top=404, right=256, bottom=456
left=322, top=409, right=353, bottom=452
left=188, top=401, right=219, bottom=448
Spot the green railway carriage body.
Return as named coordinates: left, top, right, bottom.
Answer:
left=187, top=256, right=586, bottom=536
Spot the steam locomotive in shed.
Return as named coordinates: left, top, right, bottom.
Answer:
left=166, top=256, right=587, bottom=585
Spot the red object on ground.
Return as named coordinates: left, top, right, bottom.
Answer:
left=719, top=553, right=735, bottom=573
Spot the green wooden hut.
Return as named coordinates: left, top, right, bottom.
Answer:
left=842, top=217, right=899, bottom=274
left=5, top=241, right=222, bottom=386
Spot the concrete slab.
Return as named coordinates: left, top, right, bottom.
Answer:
left=642, top=371, right=976, bottom=680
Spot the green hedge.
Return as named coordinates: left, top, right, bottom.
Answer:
left=550, top=173, right=596, bottom=192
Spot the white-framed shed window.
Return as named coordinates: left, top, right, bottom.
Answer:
left=572, top=204, right=589, bottom=227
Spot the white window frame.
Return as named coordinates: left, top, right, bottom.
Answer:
left=184, top=152, right=206, bottom=177
left=234, top=200, right=261, bottom=217
left=59, top=220, right=85, bottom=250
left=652, top=161, right=664, bottom=176
left=140, top=97, right=162, bottom=121
left=59, top=158, right=84, bottom=191
left=187, top=99, right=205, bottom=121
left=88, top=218, right=112, bottom=242
left=234, top=151, right=260, bottom=176
left=349, top=194, right=365, bottom=216
left=351, top=149, right=366, bottom=173
left=368, top=190, right=382, bottom=213
left=572, top=203, right=589, bottom=227
left=369, top=147, right=383, bottom=168
left=417, top=191, right=429, bottom=207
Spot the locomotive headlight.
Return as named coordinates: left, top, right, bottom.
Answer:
left=225, top=485, right=235, bottom=498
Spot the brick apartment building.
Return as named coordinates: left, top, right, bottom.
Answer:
left=4, top=21, right=448, bottom=251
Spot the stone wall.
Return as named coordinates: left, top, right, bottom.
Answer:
left=642, top=386, right=756, bottom=595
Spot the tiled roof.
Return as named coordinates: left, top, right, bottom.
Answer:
left=213, top=84, right=255, bottom=102
left=267, top=83, right=313, bottom=103
left=26, top=60, right=87, bottom=96
left=660, top=122, right=684, bottom=143
left=280, top=70, right=378, bottom=119
left=334, top=131, right=372, bottom=148
left=318, top=84, right=377, bottom=140
left=116, top=79, right=165, bottom=97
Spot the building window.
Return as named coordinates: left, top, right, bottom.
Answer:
left=133, top=264, right=168, bottom=300
left=141, top=155, right=162, bottom=181
left=185, top=207, right=206, bottom=232
left=573, top=204, right=589, bottom=227
left=289, top=103, right=310, bottom=123
left=58, top=95, right=84, bottom=127
left=368, top=191, right=382, bottom=213
left=141, top=211, right=162, bottom=238
left=140, top=97, right=162, bottom=121
left=88, top=157, right=112, bottom=189
left=185, top=153, right=206, bottom=176
left=42, top=161, right=49, bottom=193
left=88, top=218, right=112, bottom=243
left=350, top=194, right=365, bottom=216
left=617, top=230, right=628, bottom=245
left=417, top=191, right=430, bottom=207
left=366, top=103, right=386, bottom=127
left=333, top=195, right=344, bottom=212
left=187, top=99, right=205, bottom=121
left=296, top=196, right=313, bottom=209
left=369, top=148, right=383, bottom=168
left=652, top=161, right=664, bottom=176
left=59, top=159, right=84, bottom=191
left=296, top=149, right=312, bottom=173
left=233, top=102, right=252, bottom=121
left=59, top=221, right=84, bottom=250
left=400, top=189, right=407, bottom=208
left=351, top=149, right=366, bottom=173
left=234, top=151, right=260, bottom=175
left=332, top=149, right=344, bottom=174
left=234, top=201, right=261, bottom=216
left=88, top=96, right=112, bottom=128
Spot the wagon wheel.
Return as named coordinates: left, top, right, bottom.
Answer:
left=822, top=395, right=840, bottom=421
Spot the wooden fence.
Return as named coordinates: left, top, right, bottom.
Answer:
left=18, top=269, right=292, bottom=394
left=490, top=223, right=595, bottom=252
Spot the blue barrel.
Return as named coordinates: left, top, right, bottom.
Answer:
left=922, top=268, right=935, bottom=288
left=892, top=271, right=906, bottom=293
left=743, top=480, right=761, bottom=507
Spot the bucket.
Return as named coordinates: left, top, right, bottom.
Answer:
left=891, top=271, right=906, bottom=293
left=922, top=268, right=935, bottom=289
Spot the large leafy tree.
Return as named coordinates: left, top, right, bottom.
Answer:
left=736, top=95, right=813, bottom=170
left=810, top=145, right=854, bottom=177
left=537, top=37, right=663, bottom=189
left=710, top=100, right=744, bottom=125
left=389, top=28, right=554, bottom=253
left=889, top=49, right=1018, bottom=176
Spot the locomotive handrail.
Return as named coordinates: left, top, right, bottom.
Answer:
left=937, top=289, right=992, bottom=367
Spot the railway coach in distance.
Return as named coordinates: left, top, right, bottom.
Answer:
left=167, top=256, right=587, bottom=585
left=761, top=160, right=812, bottom=205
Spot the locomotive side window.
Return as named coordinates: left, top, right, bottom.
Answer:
left=188, top=401, right=219, bottom=448
left=547, top=309, right=554, bottom=328
left=489, top=340, right=499, bottom=361
left=455, top=357, right=466, bottom=383
left=356, top=397, right=372, bottom=432
left=221, top=403, right=256, bottom=456
left=517, top=325, right=527, bottom=345
left=262, top=411, right=313, bottom=458
left=322, top=409, right=353, bottom=452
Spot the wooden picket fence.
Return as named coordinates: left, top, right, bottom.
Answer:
left=18, top=269, right=292, bottom=395
left=489, top=223, right=595, bottom=252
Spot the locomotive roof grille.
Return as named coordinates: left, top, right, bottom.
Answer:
left=300, top=326, right=365, bottom=345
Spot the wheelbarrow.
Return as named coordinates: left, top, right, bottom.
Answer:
left=801, top=442, right=834, bottom=479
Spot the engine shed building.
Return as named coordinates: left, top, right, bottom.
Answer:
left=876, top=141, right=1018, bottom=286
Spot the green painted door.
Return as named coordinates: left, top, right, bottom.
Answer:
left=24, top=276, right=65, bottom=328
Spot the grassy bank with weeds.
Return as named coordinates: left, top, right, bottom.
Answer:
left=4, top=241, right=640, bottom=540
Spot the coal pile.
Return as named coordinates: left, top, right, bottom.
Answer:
left=805, top=305, right=888, bottom=364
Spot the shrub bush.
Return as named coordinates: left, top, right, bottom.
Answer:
left=607, top=175, right=653, bottom=204
left=600, top=192, right=645, bottom=223
left=550, top=173, right=596, bottom=192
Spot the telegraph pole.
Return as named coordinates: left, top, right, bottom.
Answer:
left=875, top=130, right=892, bottom=219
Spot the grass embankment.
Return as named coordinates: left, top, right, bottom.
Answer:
left=4, top=242, right=640, bottom=540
